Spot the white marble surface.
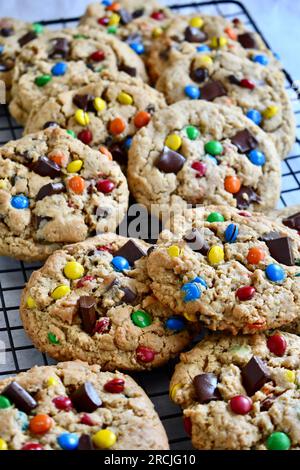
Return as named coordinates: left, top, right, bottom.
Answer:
left=0, top=0, right=299, bottom=77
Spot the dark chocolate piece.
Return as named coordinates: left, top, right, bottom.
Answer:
left=114, top=240, right=147, bottom=266
left=190, top=67, right=208, bottom=83
left=2, top=381, right=37, bottom=413
left=18, top=31, right=37, bottom=47
left=73, top=94, right=95, bottom=112
left=49, top=37, right=70, bottom=58
left=184, top=229, right=209, bottom=255
left=36, top=182, right=65, bottom=201
left=121, top=287, right=137, bottom=304
left=200, top=80, right=227, bottom=101
left=78, top=296, right=97, bottom=335
left=70, top=382, right=102, bottom=412
left=30, top=156, right=61, bottom=178
left=282, top=211, right=300, bottom=232
left=78, top=434, right=94, bottom=450
left=0, top=27, right=14, bottom=37
left=265, top=236, right=294, bottom=266
left=118, top=63, right=137, bottom=77
left=119, top=8, right=133, bottom=25
left=184, top=26, right=207, bottom=43
left=238, top=32, right=257, bottom=49
left=231, top=129, right=258, bottom=153
left=155, top=147, right=185, bottom=174
left=234, top=186, right=261, bottom=209
left=193, top=373, right=220, bottom=404
left=241, top=356, right=271, bottom=396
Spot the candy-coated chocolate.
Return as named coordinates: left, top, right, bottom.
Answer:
left=266, top=264, right=285, bottom=282
left=64, top=261, right=84, bottom=280
left=165, top=134, right=182, bottom=151
left=207, top=211, right=224, bottom=222
left=131, top=310, right=152, bottom=328
left=191, top=161, right=207, bottom=176
left=51, top=285, right=71, bottom=299
left=167, top=245, right=180, bottom=257
left=29, top=414, right=52, bottom=434
left=57, top=432, right=79, bottom=450
left=236, top=286, right=256, bottom=301
left=11, top=195, right=29, bottom=209
left=130, top=42, right=144, bottom=55
left=51, top=62, right=67, bottom=76
left=225, top=223, right=239, bottom=243
left=35, top=75, right=52, bottom=87
left=96, top=179, right=115, bottom=193
left=208, top=246, right=224, bottom=265
left=204, top=140, right=223, bottom=156
left=111, top=256, right=130, bottom=272
left=136, top=346, right=155, bottom=363
left=184, top=85, right=200, bottom=99
left=94, top=97, right=106, bottom=112
left=224, top=175, right=241, bottom=194
left=230, top=395, right=252, bottom=414
left=134, top=111, right=151, bottom=128
left=181, top=282, right=201, bottom=302
left=21, top=443, right=43, bottom=450
left=0, top=396, right=11, bottom=409
left=67, top=160, right=83, bottom=173
left=53, top=396, right=72, bottom=411
left=165, top=316, right=185, bottom=332
left=74, top=109, right=89, bottom=126
left=92, top=429, right=116, bottom=449
left=266, top=432, right=290, bottom=450
left=77, top=129, right=93, bottom=145
left=104, top=378, right=125, bottom=393
left=246, top=109, right=262, bottom=125
left=26, top=296, right=37, bottom=309
left=0, top=438, right=7, bottom=450
left=68, top=175, right=85, bottom=194
left=267, top=334, right=287, bottom=357
left=248, top=149, right=266, bottom=166
left=247, top=247, right=265, bottom=264
left=117, top=91, right=133, bottom=105
left=186, top=125, right=199, bottom=140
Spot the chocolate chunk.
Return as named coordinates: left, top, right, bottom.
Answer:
left=2, top=382, right=37, bottom=413
left=238, top=32, right=257, bottom=49
left=184, top=229, right=209, bottom=255
left=114, top=240, right=147, bottom=266
left=35, top=216, right=51, bottom=229
left=241, top=356, right=271, bottom=396
left=118, top=63, right=137, bottom=77
left=43, top=121, right=60, bottom=129
left=231, top=129, right=258, bottom=153
left=49, top=37, right=70, bottom=58
left=109, top=143, right=127, bottom=165
left=260, top=396, right=276, bottom=411
left=265, top=236, right=294, bottom=266
left=184, top=26, right=207, bottom=43
left=259, top=231, right=281, bottom=242
left=70, top=382, right=102, bottom=412
left=132, top=8, right=144, bottom=18
left=121, top=287, right=137, bottom=304
left=200, top=80, right=227, bottom=101
left=73, top=94, right=95, bottom=112
left=78, top=434, right=94, bottom=450
left=190, top=67, right=208, bottom=83
left=234, top=186, right=261, bottom=209
left=147, top=246, right=156, bottom=256
left=228, top=74, right=241, bottom=85
left=155, top=147, right=185, bottom=174
left=30, top=156, right=61, bottom=178
left=18, top=31, right=37, bottom=47
left=36, top=182, right=65, bottom=201
left=0, top=27, right=14, bottom=37
left=78, top=296, right=97, bottom=335
left=282, top=212, right=300, bottom=232
left=193, top=373, right=220, bottom=404
left=119, top=8, right=133, bottom=25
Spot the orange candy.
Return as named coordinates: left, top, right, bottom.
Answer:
left=109, top=117, right=126, bottom=135
left=99, top=146, right=113, bottom=160
left=224, top=175, right=241, bottom=194
left=247, top=247, right=265, bottom=264
left=106, top=2, right=120, bottom=11
left=134, top=111, right=151, bottom=129
left=225, top=27, right=237, bottom=40
left=48, top=150, right=68, bottom=167
left=68, top=176, right=85, bottom=194
left=29, top=414, right=52, bottom=434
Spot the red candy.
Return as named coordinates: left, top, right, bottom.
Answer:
left=97, top=245, right=113, bottom=253
left=52, top=396, right=72, bottom=411
left=90, top=50, right=105, bottom=62
left=191, top=161, right=207, bottom=177
left=76, top=275, right=95, bottom=288
left=78, top=129, right=93, bottom=145
left=80, top=414, right=94, bottom=426
left=136, top=346, right=155, bottom=363
left=183, top=417, right=192, bottom=436
left=236, top=286, right=256, bottom=301
left=151, top=11, right=165, bottom=20
left=240, top=78, right=255, bottom=90
left=93, top=317, right=110, bottom=334
left=230, top=395, right=252, bottom=415
left=96, top=179, right=115, bottom=193
left=98, top=17, right=109, bottom=26
left=104, top=378, right=125, bottom=393
left=267, top=334, right=287, bottom=357
left=21, top=443, right=44, bottom=451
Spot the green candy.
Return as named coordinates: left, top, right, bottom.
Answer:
left=73, top=34, right=88, bottom=39
left=32, top=23, right=44, bottom=34
left=35, top=75, right=52, bottom=87
left=67, top=130, right=76, bottom=138
left=0, top=395, right=11, bottom=409
left=48, top=332, right=59, bottom=345
left=186, top=126, right=199, bottom=141
left=131, top=310, right=152, bottom=328
left=204, top=140, right=223, bottom=156
left=107, top=26, right=117, bottom=34
left=207, top=212, right=225, bottom=223
left=266, top=432, right=291, bottom=450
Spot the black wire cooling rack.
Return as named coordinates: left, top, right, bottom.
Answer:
left=0, top=0, right=299, bottom=450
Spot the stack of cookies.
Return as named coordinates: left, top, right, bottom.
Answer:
left=0, top=0, right=299, bottom=451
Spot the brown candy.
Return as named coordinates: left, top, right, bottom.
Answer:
left=155, top=147, right=185, bottom=174
left=78, top=296, right=97, bottom=335
left=70, top=382, right=102, bottom=412
left=114, top=240, right=147, bottom=266
left=193, top=373, right=220, bottom=404
left=241, top=356, right=271, bottom=396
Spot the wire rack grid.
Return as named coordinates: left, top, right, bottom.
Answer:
left=0, top=0, right=299, bottom=450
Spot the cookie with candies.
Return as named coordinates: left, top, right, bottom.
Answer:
left=20, top=233, right=198, bottom=370
left=170, top=331, right=300, bottom=450
left=147, top=204, right=300, bottom=334
left=0, top=361, right=169, bottom=449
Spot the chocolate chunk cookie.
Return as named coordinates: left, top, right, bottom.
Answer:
left=0, top=128, right=128, bottom=261
left=147, top=205, right=300, bottom=334
left=20, top=233, right=197, bottom=370
left=170, top=331, right=300, bottom=450
left=128, top=100, right=281, bottom=215
left=0, top=360, right=169, bottom=449
left=9, top=26, right=147, bottom=125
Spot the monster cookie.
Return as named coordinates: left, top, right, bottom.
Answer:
left=20, top=233, right=197, bottom=370
left=128, top=100, right=280, bottom=215
left=9, top=26, right=147, bottom=125
left=156, top=50, right=293, bottom=158
left=271, top=205, right=300, bottom=234
left=0, top=18, right=46, bottom=98
left=147, top=205, right=300, bottom=334
left=0, top=128, right=128, bottom=261
left=0, top=361, right=169, bottom=450
left=170, top=331, right=300, bottom=450
left=24, top=72, right=166, bottom=167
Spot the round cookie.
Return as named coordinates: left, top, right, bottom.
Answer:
left=170, top=331, right=300, bottom=450
left=156, top=50, right=293, bottom=159
left=0, top=18, right=46, bottom=98
left=24, top=71, right=166, bottom=167
left=128, top=100, right=281, bottom=215
left=0, top=127, right=128, bottom=261
left=20, top=233, right=197, bottom=370
left=147, top=205, right=300, bottom=334
left=0, top=360, right=169, bottom=450
left=9, top=26, right=147, bottom=125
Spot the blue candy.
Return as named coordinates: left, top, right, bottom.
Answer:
left=225, top=223, right=239, bottom=243
left=181, top=282, right=201, bottom=302
left=111, top=256, right=130, bottom=272
left=192, top=276, right=207, bottom=289
left=124, top=136, right=133, bottom=150
left=206, top=154, right=218, bottom=165
left=17, top=411, right=29, bottom=431
left=165, top=316, right=185, bottom=332
left=184, top=85, right=200, bottom=100
left=248, top=149, right=266, bottom=166
left=130, top=43, right=145, bottom=55
left=0, top=45, right=4, bottom=55
left=252, top=55, right=269, bottom=66
left=266, top=264, right=285, bottom=282
left=196, top=45, right=211, bottom=52
left=102, top=0, right=112, bottom=5
left=246, top=109, right=262, bottom=126
left=57, top=433, right=79, bottom=450
left=11, top=195, right=29, bottom=209
left=274, top=52, right=281, bottom=60
left=51, top=62, right=68, bottom=76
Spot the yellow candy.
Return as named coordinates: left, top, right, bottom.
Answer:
left=263, top=105, right=278, bottom=120
left=196, top=55, right=213, bottom=67
left=0, top=180, right=6, bottom=189
left=94, top=97, right=107, bottom=112
left=167, top=245, right=181, bottom=258
left=26, top=296, right=37, bottom=309
left=0, top=439, right=7, bottom=450
left=208, top=245, right=224, bottom=265
left=92, top=429, right=117, bottom=449
left=170, top=383, right=182, bottom=402
left=108, top=13, right=120, bottom=26
left=75, top=109, right=90, bottom=126
left=285, top=370, right=296, bottom=383
left=117, top=91, right=133, bottom=106
left=189, top=17, right=204, bottom=28
left=47, top=377, right=59, bottom=387
left=165, top=134, right=182, bottom=151
left=211, top=36, right=227, bottom=48
left=184, top=312, right=198, bottom=322
left=67, top=160, right=83, bottom=173
left=152, top=27, right=163, bottom=38
left=64, top=261, right=84, bottom=280
left=51, top=285, right=71, bottom=300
